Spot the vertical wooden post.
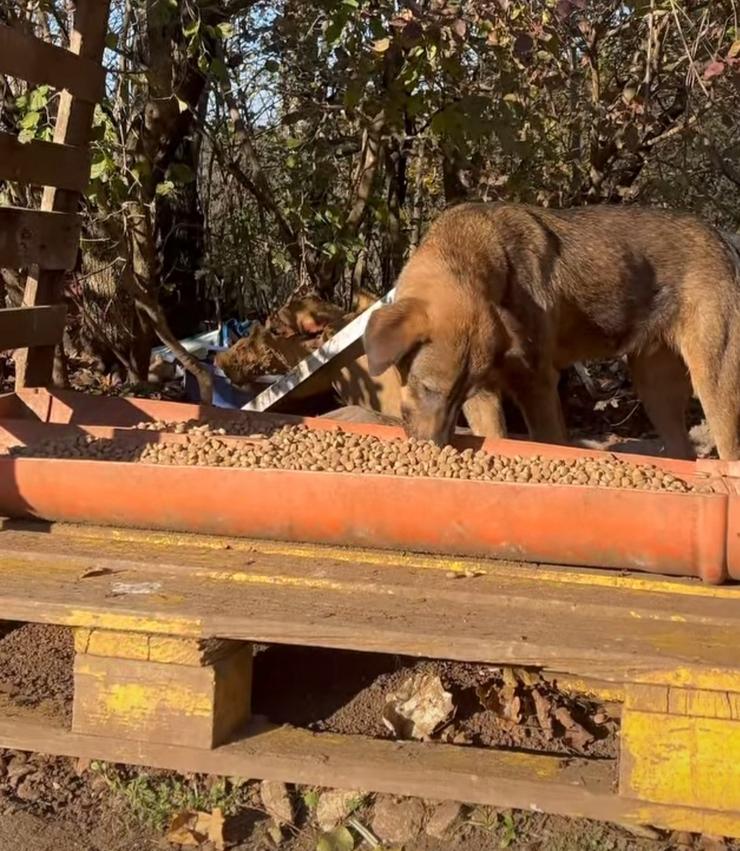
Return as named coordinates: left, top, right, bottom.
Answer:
left=15, top=0, right=110, bottom=388
left=72, top=629, right=253, bottom=749
left=620, top=681, right=740, bottom=814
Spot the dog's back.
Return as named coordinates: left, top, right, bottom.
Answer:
left=406, top=202, right=738, bottom=357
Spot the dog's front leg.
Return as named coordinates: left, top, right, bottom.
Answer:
left=504, top=365, right=568, bottom=445
left=462, top=388, right=507, bottom=439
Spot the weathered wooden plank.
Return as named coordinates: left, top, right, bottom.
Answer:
left=0, top=708, right=738, bottom=836
left=0, top=525, right=737, bottom=686
left=0, top=132, right=90, bottom=192
left=0, top=24, right=105, bottom=103
left=0, top=306, right=66, bottom=352
left=0, top=208, right=81, bottom=270
left=15, top=0, right=110, bottom=388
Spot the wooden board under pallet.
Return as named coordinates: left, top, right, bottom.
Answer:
left=0, top=697, right=736, bottom=837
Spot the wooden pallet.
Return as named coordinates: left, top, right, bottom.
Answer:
left=0, top=3, right=111, bottom=385
left=0, top=520, right=738, bottom=836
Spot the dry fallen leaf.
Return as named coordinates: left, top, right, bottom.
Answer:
left=382, top=673, right=454, bottom=740
left=165, top=809, right=225, bottom=849
left=503, top=690, right=522, bottom=723
left=207, top=807, right=226, bottom=850
left=477, top=679, right=523, bottom=724
left=74, top=756, right=91, bottom=776
left=166, top=811, right=206, bottom=847
left=510, top=667, right=539, bottom=687
left=502, top=668, right=518, bottom=688
left=531, top=689, right=554, bottom=740
left=553, top=705, right=594, bottom=749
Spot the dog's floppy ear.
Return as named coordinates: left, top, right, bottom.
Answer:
left=364, top=298, right=429, bottom=377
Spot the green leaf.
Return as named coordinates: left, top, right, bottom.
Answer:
left=316, top=826, right=355, bottom=851
left=216, top=21, right=234, bottom=38
left=29, top=88, right=49, bottom=111
left=342, top=0, right=359, bottom=6
left=406, top=92, right=425, bottom=117
left=344, top=80, right=364, bottom=111
left=89, top=157, right=109, bottom=180
left=369, top=18, right=386, bottom=39
left=15, top=94, right=28, bottom=109
left=182, top=16, right=200, bottom=37
left=105, top=31, right=118, bottom=49
left=17, top=129, right=35, bottom=145
left=325, top=16, right=346, bottom=46
left=130, top=160, right=150, bottom=183
left=168, top=163, right=195, bottom=184
left=155, top=180, right=175, bottom=196
left=372, top=37, right=390, bottom=53
left=301, top=788, right=320, bottom=812
left=285, top=137, right=303, bottom=149
left=210, top=57, right=228, bottom=81
left=20, top=111, right=40, bottom=130
left=108, top=174, right=128, bottom=200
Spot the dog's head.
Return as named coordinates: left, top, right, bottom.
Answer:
left=364, top=289, right=505, bottom=446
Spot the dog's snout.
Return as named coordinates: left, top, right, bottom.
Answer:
left=401, top=407, right=455, bottom=447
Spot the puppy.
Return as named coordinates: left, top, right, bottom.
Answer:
left=216, top=316, right=403, bottom=417
left=267, top=296, right=345, bottom=338
left=363, top=203, right=740, bottom=460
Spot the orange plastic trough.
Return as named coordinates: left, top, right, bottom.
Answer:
left=0, top=392, right=740, bottom=582
left=0, top=388, right=735, bottom=583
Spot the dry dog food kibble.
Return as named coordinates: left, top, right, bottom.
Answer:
left=134, top=416, right=285, bottom=437
left=10, top=422, right=701, bottom=492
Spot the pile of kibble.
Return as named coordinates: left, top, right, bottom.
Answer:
left=133, top=416, right=284, bottom=437
left=9, top=420, right=701, bottom=492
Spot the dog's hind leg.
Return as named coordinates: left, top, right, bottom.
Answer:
left=628, top=345, right=695, bottom=460
left=681, top=314, right=740, bottom=461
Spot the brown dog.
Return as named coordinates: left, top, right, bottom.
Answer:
left=363, top=203, right=740, bottom=460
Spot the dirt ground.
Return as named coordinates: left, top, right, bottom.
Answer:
left=0, top=623, right=735, bottom=851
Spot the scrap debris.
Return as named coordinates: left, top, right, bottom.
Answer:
left=382, top=673, right=455, bottom=741
left=476, top=668, right=601, bottom=752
